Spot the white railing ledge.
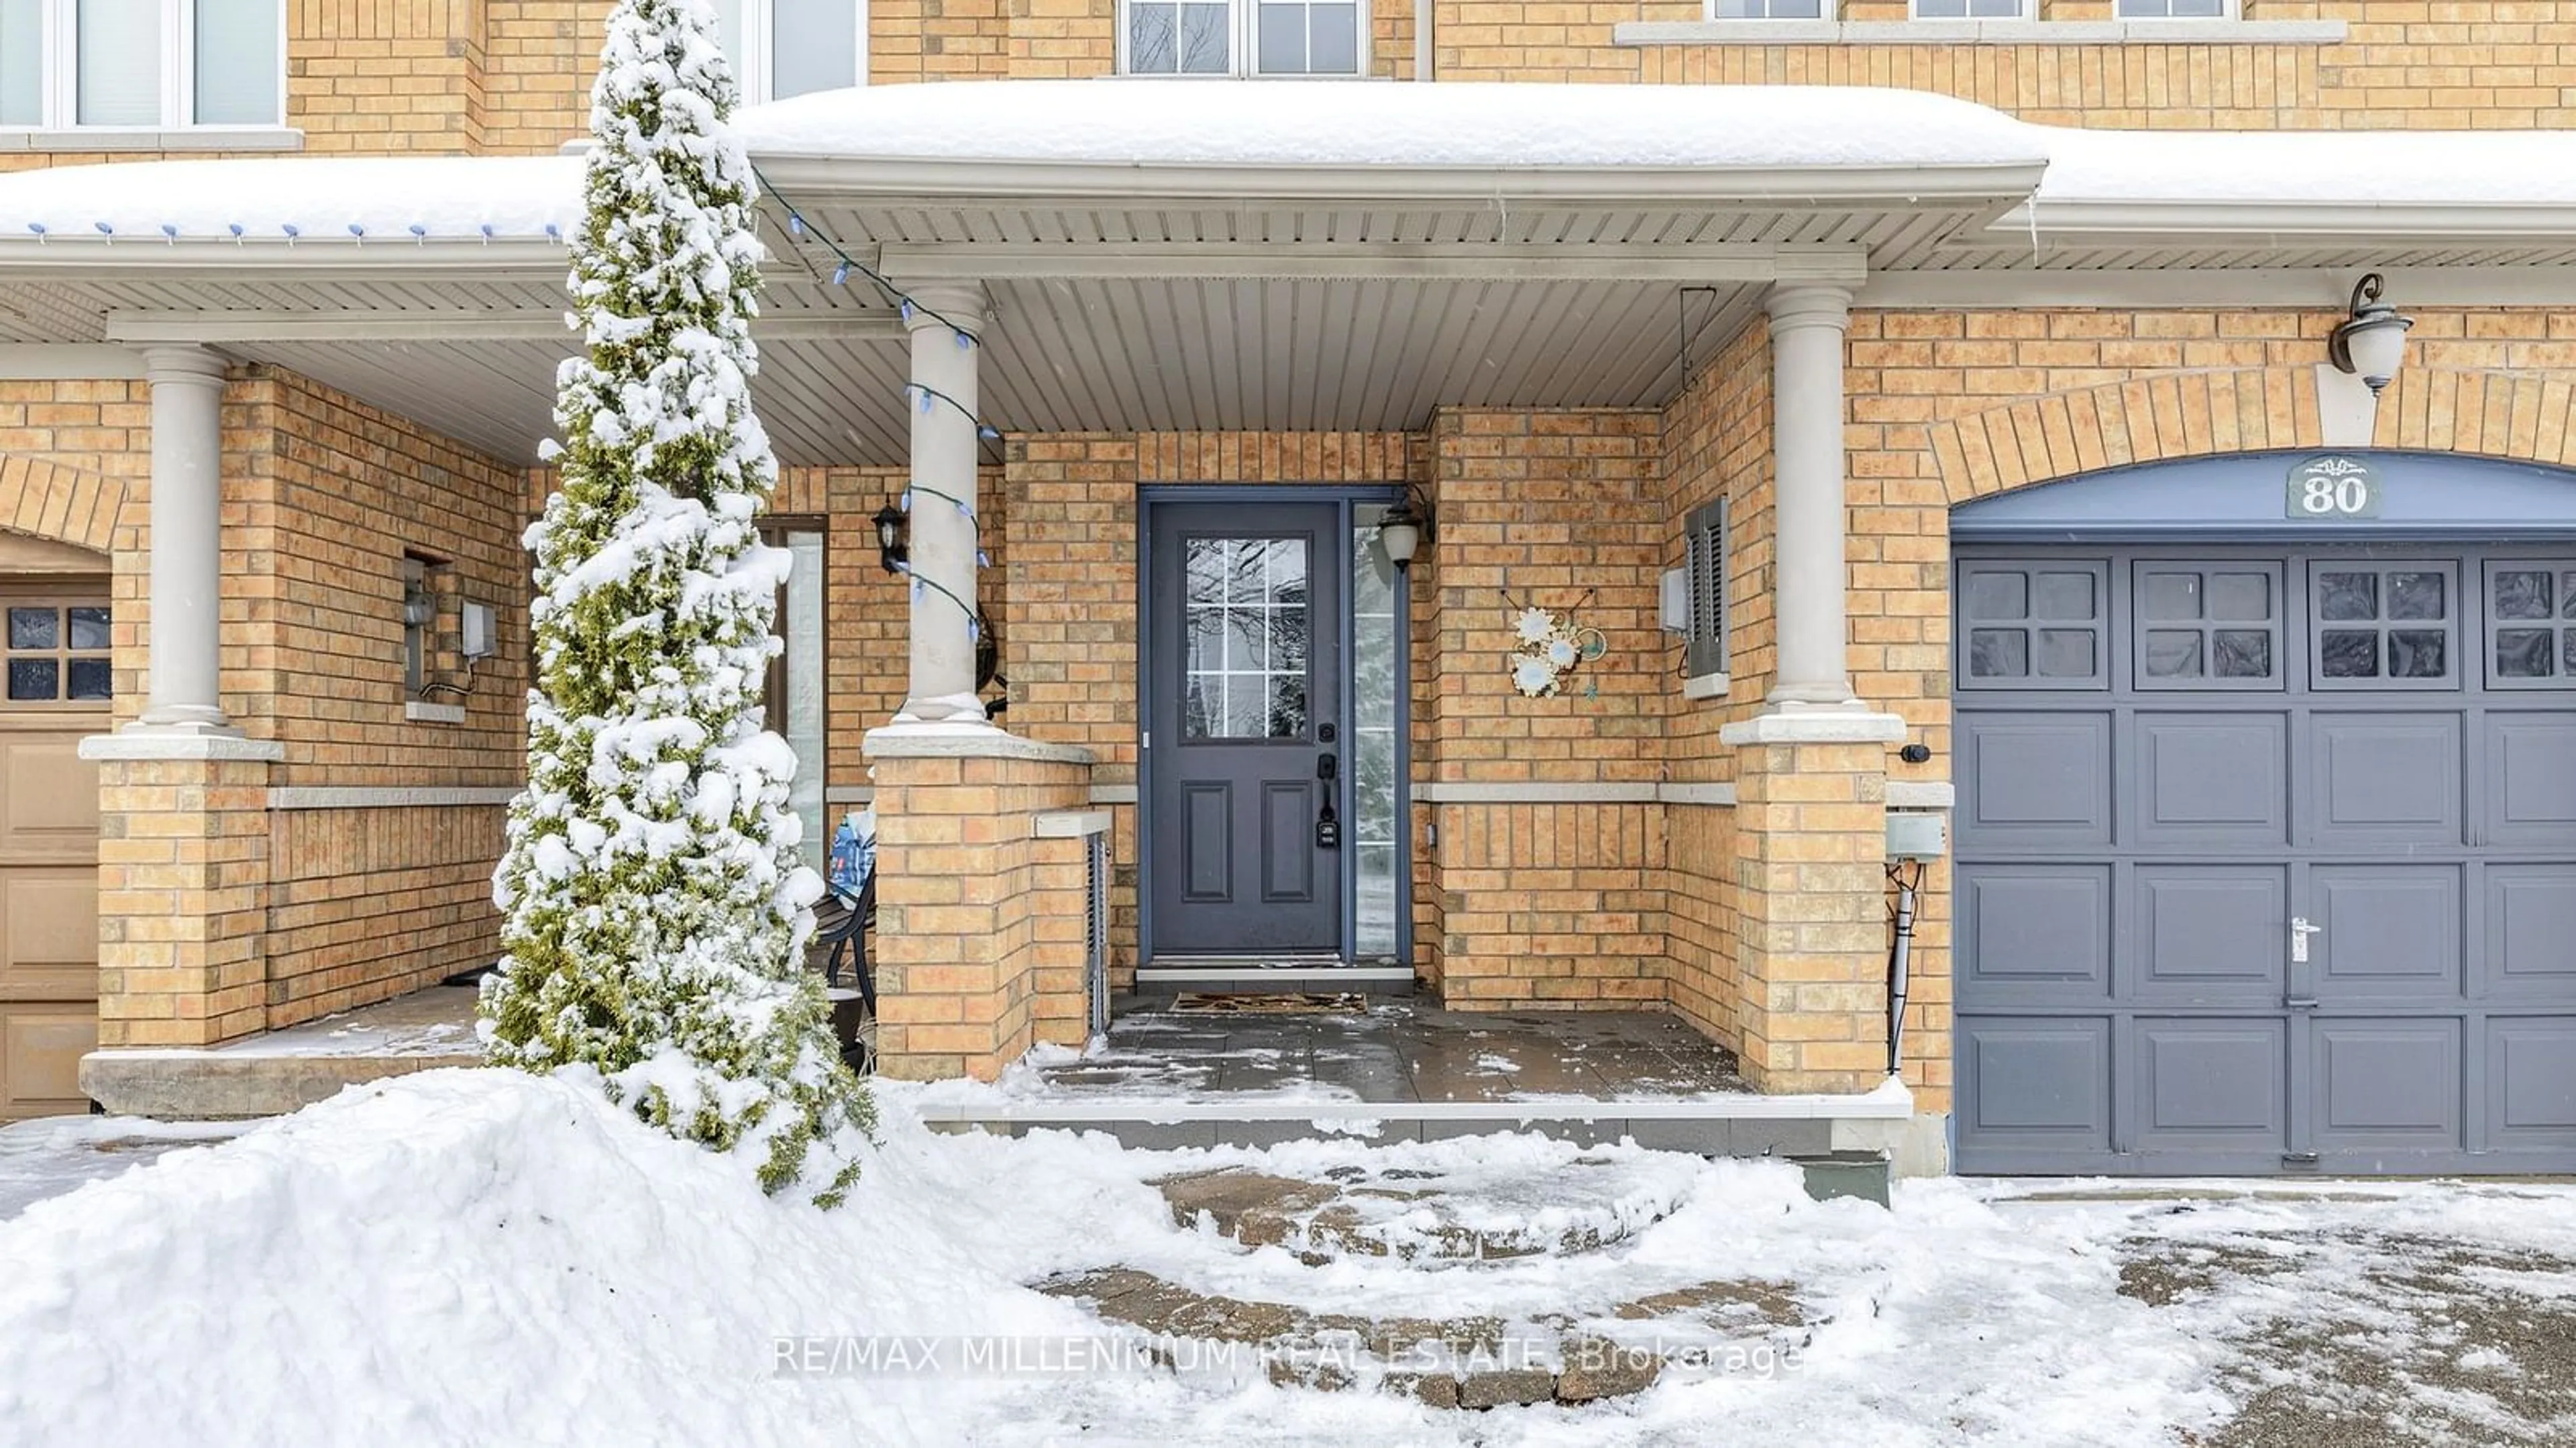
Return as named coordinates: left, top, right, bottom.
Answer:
left=1613, top=19, right=2347, bottom=46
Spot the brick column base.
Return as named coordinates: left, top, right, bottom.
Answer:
left=1719, top=711, right=1905, bottom=1095
left=863, top=729, right=1095, bottom=1082
left=80, top=736, right=282, bottom=1049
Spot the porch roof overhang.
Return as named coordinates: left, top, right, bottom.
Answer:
left=1, top=83, right=2575, bottom=467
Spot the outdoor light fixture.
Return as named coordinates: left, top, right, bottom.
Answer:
left=2328, top=272, right=2414, bottom=397
left=1377, top=487, right=1434, bottom=570
left=873, top=502, right=908, bottom=574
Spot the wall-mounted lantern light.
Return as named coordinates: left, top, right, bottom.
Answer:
left=873, top=502, right=908, bottom=574
left=2328, top=272, right=2414, bottom=397
left=1377, top=486, right=1434, bottom=571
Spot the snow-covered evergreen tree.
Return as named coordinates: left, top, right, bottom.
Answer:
left=481, top=0, right=869, bottom=1205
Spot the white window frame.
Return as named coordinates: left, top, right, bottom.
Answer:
left=1703, top=1, right=1831, bottom=18
left=2111, top=0, right=2241, bottom=17
left=12, top=0, right=287, bottom=131
left=727, top=0, right=869, bottom=103
left=1908, top=0, right=2031, bottom=17
left=1116, top=0, right=1373, bottom=79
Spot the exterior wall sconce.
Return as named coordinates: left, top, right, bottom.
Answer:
left=1377, top=487, right=1434, bottom=570
left=873, top=502, right=908, bottom=574
left=2329, top=272, right=2414, bottom=397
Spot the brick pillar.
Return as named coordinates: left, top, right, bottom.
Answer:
left=1719, top=711, right=1904, bottom=1095
left=864, top=731, right=1093, bottom=1082
left=80, top=741, right=281, bottom=1049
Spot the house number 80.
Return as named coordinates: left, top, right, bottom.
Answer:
left=2285, top=456, right=2383, bottom=520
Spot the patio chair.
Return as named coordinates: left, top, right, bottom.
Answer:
left=820, top=871, right=876, bottom=1014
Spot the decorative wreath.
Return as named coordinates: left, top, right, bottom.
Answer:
left=1503, top=590, right=1607, bottom=698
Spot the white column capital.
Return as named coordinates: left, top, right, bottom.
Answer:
left=138, top=344, right=231, bottom=387
left=1765, top=282, right=1854, bottom=335
left=898, top=282, right=989, bottom=342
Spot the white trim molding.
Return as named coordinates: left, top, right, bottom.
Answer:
left=1033, top=809, right=1112, bottom=838
left=0, top=126, right=301, bottom=152
left=79, top=731, right=282, bottom=762
left=1858, top=267, right=2576, bottom=312
left=0, top=344, right=143, bottom=379
left=1413, top=782, right=1660, bottom=804
left=266, top=786, right=518, bottom=811
left=1616, top=18, right=2343, bottom=45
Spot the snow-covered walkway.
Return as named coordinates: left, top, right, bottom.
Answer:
left=3, top=1071, right=2572, bottom=1446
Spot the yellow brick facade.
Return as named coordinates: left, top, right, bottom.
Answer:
left=7, top=0, right=2571, bottom=1132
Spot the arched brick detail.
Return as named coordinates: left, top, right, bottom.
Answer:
left=0, top=453, right=127, bottom=556
left=1925, top=366, right=2576, bottom=506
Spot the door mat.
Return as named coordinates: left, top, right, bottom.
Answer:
left=1171, top=992, right=1371, bottom=1015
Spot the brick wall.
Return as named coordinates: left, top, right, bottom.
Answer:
left=867, top=746, right=1091, bottom=1079
left=1421, top=409, right=1672, bottom=1007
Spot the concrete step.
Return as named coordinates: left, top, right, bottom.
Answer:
left=1155, top=1160, right=1690, bottom=1264
left=79, top=986, right=482, bottom=1119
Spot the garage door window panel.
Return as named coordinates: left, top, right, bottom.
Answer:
left=2135, top=562, right=2282, bottom=690
left=2308, top=561, right=2458, bottom=690
left=3, top=603, right=109, bottom=703
left=1961, top=560, right=2108, bottom=690
left=2486, top=561, right=2576, bottom=689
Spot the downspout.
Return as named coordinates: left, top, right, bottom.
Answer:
left=1414, top=0, right=1433, bottom=80
left=1885, top=860, right=1922, bottom=1075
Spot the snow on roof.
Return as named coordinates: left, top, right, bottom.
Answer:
left=2032, top=125, right=2576, bottom=209
left=0, top=154, right=583, bottom=244
left=733, top=79, right=2049, bottom=172
left=0, top=88, right=2571, bottom=249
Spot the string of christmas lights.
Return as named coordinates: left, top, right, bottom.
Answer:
left=752, top=163, right=1006, bottom=644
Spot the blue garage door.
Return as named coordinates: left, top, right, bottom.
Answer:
left=1952, top=541, right=2576, bottom=1175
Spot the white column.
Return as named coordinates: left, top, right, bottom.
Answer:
left=1765, top=283, right=1860, bottom=710
left=136, top=345, right=235, bottom=733
left=891, top=283, right=994, bottom=727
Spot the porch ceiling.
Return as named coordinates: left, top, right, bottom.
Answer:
left=55, top=272, right=1756, bottom=467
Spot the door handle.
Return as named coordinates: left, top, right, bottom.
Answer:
left=2290, top=917, right=2323, bottom=965
left=1316, top=753, right=1337, bottom=781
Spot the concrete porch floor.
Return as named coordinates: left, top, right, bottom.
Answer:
left=80, top=985, right=484, bottom=1119
left=912, top=998, right=1919, bottom=1175
left=1047, top=998, right=1753, bottom=1103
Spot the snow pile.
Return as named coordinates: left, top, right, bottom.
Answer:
left=2033, top=125, right=2576, bottom=208
left=0, top=1067, right=2254, bottom=1447
left=736, top=79, right=2048, bottom=172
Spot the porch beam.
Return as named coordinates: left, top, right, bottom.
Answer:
left=879, top=242, right=1869, bottom=285
left=100, top=308, right=910, bottom=346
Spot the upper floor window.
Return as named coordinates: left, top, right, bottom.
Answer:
left=0, top=0, right=282, bottom=129
left=713, top=0, right=865, bottom=103
left=1124, top=0, right=1361, bottom=76
left=2115, top=0, right=2232, bottom=15
left=1913, top=0, right=2028, bottom=15
left=1709, top=1, right=1824, bottom=15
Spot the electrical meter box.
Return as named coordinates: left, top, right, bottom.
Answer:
left=1886, top=811, right=1947, bottom=861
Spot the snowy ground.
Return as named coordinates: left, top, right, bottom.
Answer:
left=3, top=1072, right=2573, bottom=1447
